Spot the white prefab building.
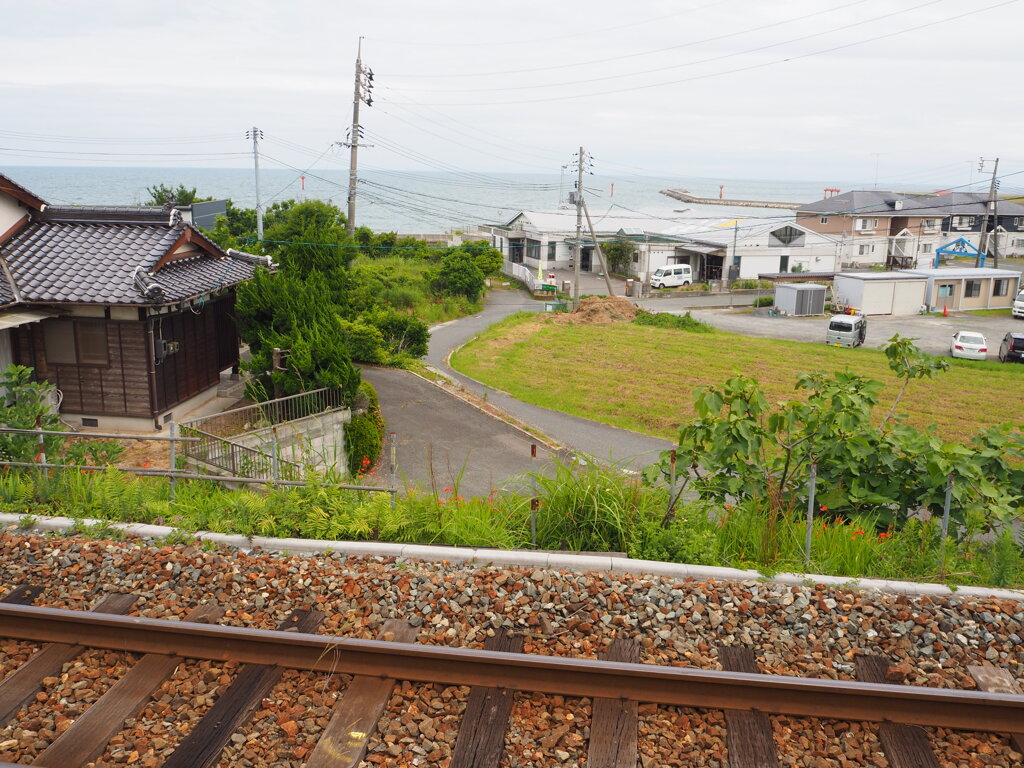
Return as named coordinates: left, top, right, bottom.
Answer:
left=903, top=268, right=1022, bottom=312
left=833, top=272, right=929, bottom=315
left=775, top=283, right=827, bottom=316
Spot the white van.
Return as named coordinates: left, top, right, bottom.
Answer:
left=650, top=264, right=693, bottom=289
left=1013, top=289, right=1024, bottom=319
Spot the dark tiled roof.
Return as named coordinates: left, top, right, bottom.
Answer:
left=798, top=190, right=1024, bottom=217
left=38, top=205, right=171, bottom=224
left=0, top=268, right=16, bottom=307
left=150, top=254, right=256, bottom=302
left=0, top=221, right=256, bottom=305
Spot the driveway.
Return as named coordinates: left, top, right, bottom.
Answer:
left=428, top=287, right=671, bottom=468
left=668, top=307, right=1021, bottom=359
left=360, top=366, right=557, bottom=498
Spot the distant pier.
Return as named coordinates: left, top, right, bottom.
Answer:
left=661, top=189, right=802, bottom=210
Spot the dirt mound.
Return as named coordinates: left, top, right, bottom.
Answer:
left=549, top=296, right=638, bottom=325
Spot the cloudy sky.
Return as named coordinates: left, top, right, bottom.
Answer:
left=2, top=0, right=1023, bottom=193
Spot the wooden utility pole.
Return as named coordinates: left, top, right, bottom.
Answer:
left=573, top=146, right=584, bottom=305
left=975, top=157, right=999, bottom=268
left=246, top=127, right=264, bottom=241
left=346, top=38, right=373, bottom=237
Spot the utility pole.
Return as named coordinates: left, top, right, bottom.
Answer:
left=572, top=147, right=587, bottom=304
left=976, top=157, right=999, bottom=268
left=246, top=126, right=264, bottom=241
left=345, top=37, right=374, bottom=237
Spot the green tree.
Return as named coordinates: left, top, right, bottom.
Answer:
left=643, top=337, right=1021, bottom=534
left=457, top=240, right=503, bottom=276
left=262, top=200, right=355, bottom=274
left=603, top=241, right=636, bottom=275
left=434, top=250, right=485, bottom=301
left=0, top=366, right=65, bottom=462
left=145, top=184, right=208, bottom=207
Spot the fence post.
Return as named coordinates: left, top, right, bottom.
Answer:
left=271, top=425, right=281, bottom=482
left=168, top=422, right=177, bottom=501
left=667, top=449, right=677, bottom=522
left=804, top=462, right=817, bottom=571
left=389, top=431, right=397, bottom=509
left=34, top=415, right=46, bottom=466
left=941, top=474, right=953, bottom=539
left=530, top=497, right=538, bottom=549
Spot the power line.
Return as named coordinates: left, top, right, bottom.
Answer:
left=381, top=0, right=875, bottom=79
left=384, top=0, right=1015, bottom=106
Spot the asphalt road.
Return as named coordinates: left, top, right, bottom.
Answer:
left=428, top=287, right=671, bottom=467
left=674, top=306, right=1023, bottom=359
left=360, top=366, right=555, bottom=497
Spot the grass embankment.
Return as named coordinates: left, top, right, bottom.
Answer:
left=450, top=312, right=1023, bottom=439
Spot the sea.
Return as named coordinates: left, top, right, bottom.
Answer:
left=0, top=166, right=966, bottom=236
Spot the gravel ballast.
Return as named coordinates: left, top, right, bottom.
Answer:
left=1, top=531, right=1022, bottom=767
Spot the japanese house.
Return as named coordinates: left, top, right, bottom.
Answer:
left=0, top=173, right=268, bottom=430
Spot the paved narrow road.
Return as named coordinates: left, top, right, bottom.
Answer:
left=427, top=289, right=672, bottom=467
left=363, top=285, right=675, bottom=496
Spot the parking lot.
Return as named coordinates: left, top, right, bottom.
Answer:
left=681, top=307, right=1022, bottom=360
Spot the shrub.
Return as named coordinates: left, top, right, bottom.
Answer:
left=346, top=381, right=385, bottom=476
left=434, top=251, right=485, bottom=301
left=754, top=296, right=775, bottom=307
left=633, top=309, right=713, bottom=332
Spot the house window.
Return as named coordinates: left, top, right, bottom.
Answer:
left=779, top=255, right=790, bottom=272
left=965, top=280, right=981, bottom=298
left=922, top=219, right=937, bottom=229
left=547, top=242, right=556, bottom=260
left=43, top=321, right=76, bottom=365
left=937, top=284, right=954, bottom=298
left=994, top=279, right=1010, bottom=297
left=768, top=226, right=805, bottom=247
left=76, top=320, right=109, bottom=365
left=920, top=243, right=933, bottom=253
left=1014, top=217, right=1023, bottom=227
left=632, top=252, right=639, bottom=263
left=855, top=218, right=877, bottom=231
left=43, top=319, right=109, bottom=366
left=858, top=244, right=871, bottom=256
left=1014, top=238, right=1024, bottom=248
left=819, top=217, right=828, bottom=224
left=953, top=215, right=975, bottom=228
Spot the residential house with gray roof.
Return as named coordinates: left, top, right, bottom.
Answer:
left=0, top=172, right=268, bottom=430
left=796, top=190, right=1024, bottom=269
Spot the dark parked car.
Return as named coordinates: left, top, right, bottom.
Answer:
left=998, top=332, right=1024, bottom=363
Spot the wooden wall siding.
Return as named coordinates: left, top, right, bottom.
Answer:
left=12, top=294, right=240, bottom=419
left=14, top=321, right=152, bottom=417
left=153, top=296, right=238, bottom=414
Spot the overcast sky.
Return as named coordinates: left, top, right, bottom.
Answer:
left=2, top=0, right=1023, bottom=193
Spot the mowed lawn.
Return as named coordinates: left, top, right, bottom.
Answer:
left=450, top=313, right=1024, bottom=440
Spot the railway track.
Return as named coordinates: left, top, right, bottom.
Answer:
left=1, top=585, right=1023, bottom=767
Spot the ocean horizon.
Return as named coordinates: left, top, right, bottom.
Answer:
left=0, top=165, right=975, bottom=236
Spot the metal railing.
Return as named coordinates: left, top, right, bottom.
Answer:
left=503, top=260, right=541, bottom=292
left=0, top=426, right=395, bottom=499
left=178, top=424, right=302, bottom=482
left=180, top=386, right=348, bottom=439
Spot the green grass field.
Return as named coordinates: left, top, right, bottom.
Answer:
left=450, top=313, right=1024, bottom=439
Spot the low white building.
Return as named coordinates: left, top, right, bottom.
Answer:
left=482, top=212, right=841, bottom=283
left=833, top=272, right=929, bottom=315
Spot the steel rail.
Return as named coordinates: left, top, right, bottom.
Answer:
left=2, top=603, right=1022, bottom=735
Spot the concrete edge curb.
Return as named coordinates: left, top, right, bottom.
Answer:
left=4, top=512, right=1023, bottom=602
left=410, top=358, right=563, bottom=455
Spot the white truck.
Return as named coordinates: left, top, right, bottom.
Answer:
left=1013, top=289, right=1024, bottom=319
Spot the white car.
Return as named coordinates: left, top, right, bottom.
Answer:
left=950, top=331, right=988, bottom=360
